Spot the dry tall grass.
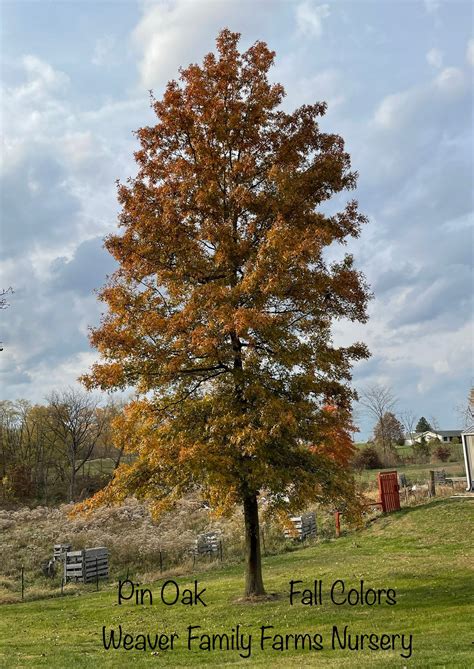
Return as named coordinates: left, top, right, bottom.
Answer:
left=1, top=477, right=463, bottom=604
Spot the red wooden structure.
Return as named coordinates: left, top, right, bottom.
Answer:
left=377, top=471, right=401, bottom=512
left=334, top=471, right=401, bottom=538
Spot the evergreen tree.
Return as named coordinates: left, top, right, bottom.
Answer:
left=416, top=416, right=431, bottom=433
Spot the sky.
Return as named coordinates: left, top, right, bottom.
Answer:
left=0, top=0, right=473, bottom=439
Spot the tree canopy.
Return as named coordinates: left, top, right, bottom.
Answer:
left=373, top=412, right=404, bottom=449
left=416, top=417, right=431, bottom=433
left=359, top=384, right=397, bottom=455
left=78, top=29, right=371, bottom=596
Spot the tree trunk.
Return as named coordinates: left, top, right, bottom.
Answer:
left=69, top=454, right=76, bottom=501
left=243, top=493, right=265, bottom=597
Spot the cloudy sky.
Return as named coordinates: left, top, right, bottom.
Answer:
left=0, top=0, right=472, bottom=438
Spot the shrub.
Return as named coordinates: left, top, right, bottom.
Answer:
left=434, top=445, right=451, bottom=463
left=353, top=446, right=383, bottom=470
left=412, top=437, right=432, bottom=463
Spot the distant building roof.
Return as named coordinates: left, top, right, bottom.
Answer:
left=405, top=429, right=462, bottom=441
left=409, top=429, right=462, bottom=439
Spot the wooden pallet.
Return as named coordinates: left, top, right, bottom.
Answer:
left=284, top=512, right=317, bottom=541
left=64, top=547, right=109, bottom=583
left=53, top=544, right=71, bottom=561
left=193, top=532, right=221, bottom=557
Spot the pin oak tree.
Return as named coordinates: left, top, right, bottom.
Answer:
left=80, top=30, right=371, bottom=597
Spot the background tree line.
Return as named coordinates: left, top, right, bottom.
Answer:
left=2, top=382, right=468, bottom=502
left=0, top=389, right=125, bottom=504
left=353, top=383, right=469, bottom=470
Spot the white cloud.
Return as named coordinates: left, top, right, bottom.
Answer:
left=92, top=35, right=115, bottom=66
left=373, top=67, right=467, bottom=131
left=341, top=46, right=473, bottom=434
left=373, top=88, right=420, bottom=130
left=21, top=351, right=100, bottom=403
left=0, top=57, right=70, bottom=175
left=287, top=68, right=346, bottom=109
left=22, top=54, right=69, bottom=90
left=435, top=67, right=465, bottom=96
left=426, top=47, right=443, bottom=69
left=296, top=2, right=330, bottom=38
left=466, top=38, right=474, bottom=67
left=423, top=0, right=440, bottom=14
left=0, top=52, right=147, bottom=278
left=0, top=49, right=156, bottom=399
left=132, top=0, right=271, bottom=89
left=60, top=131, right=95, bottom=167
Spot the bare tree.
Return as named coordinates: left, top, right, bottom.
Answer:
left=359, top=384, right=397, bottom=456
left=350, top=405, right=364, bottom=442
left=92, top=397, right=128, bottom=470
left=429, top=415, right=440, bottom=433
left=0, top=400, right=23, bottom=484
left=46, top=388, right=107, bottom=501
left=0, top=287, right=13, bottom=310
left=456, top=386, right=474, bottom=429
left=400, top=410, right=417, bottom=445
left=0, top=287, right=13, bottom=351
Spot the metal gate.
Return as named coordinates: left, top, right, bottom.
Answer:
left=377, top=471, right=400, bottom=512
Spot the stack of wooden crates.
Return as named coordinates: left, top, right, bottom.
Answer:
left=284, top=512, right=317, bottom=541
left=193, top=532, right=221, bottom=558
left=63, top=547, right=109, bottom=583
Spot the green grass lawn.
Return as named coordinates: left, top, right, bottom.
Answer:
left=1, top=498, right=473, bottom=668
left=355, top=461, right=465, bottom=486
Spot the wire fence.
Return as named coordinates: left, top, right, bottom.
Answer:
left=5, top=473, right=468, bottom=605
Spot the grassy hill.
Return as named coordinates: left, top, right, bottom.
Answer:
left=1, top=498, right=473, bottom=668
left=355, top=461, right=465, bottom=486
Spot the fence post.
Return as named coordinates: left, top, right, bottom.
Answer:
left=219, top=539, right=223, bottom=562
left=21, top=566, right=24, bottom=601
left=335, top=511, right=341, bottom=538
left=96, top=558, right=99, bottom=591
left=159, top=550, right=163, bottom=574
left=429, top=470, right=436, bottom=497
left=261, top=529, right=266, bottom=556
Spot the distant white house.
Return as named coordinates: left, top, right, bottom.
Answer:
left=404, top=429, right=462, bottom=446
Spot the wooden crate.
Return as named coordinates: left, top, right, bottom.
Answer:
left=64, top=547, right=109, bottom=583
left=284, top=512, right=317, bottom=541
left=53, top=544, right=71, bottom=561
left=193, top=532, right=220, bottom=557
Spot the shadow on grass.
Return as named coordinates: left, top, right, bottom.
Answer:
left=390, top=573, right=473, bottom=612
left=377, top=496, right=464, bottom=521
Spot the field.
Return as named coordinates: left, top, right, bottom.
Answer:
left=354, top=461, right=465, bottom=486
left=1, top=498, right=473, bottom=668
